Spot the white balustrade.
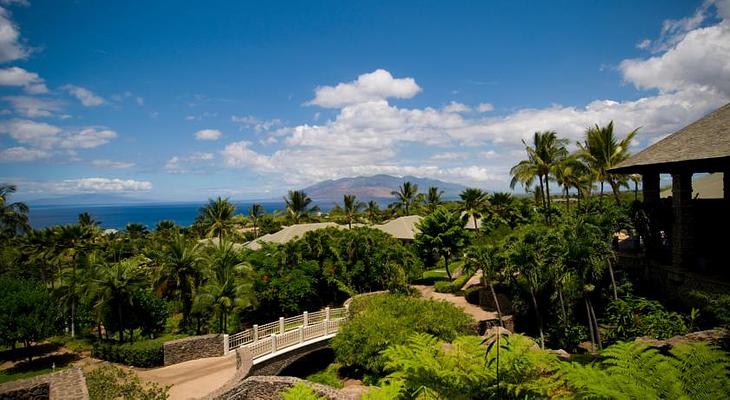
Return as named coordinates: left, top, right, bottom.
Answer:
left=226, top=306, right=349, bottom=359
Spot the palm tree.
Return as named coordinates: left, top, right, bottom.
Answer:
left=459, top=188, right=489, bottom=233
left=365, top=201, right=381, bottom=223
left=510, top=131, right=569, bottom=216
left=414, top=207, right=468, bottom=280
left=0, top=183, right=30, bottom=239
left=342, top=194, right=363, bottom=229
left=196, top=241, right=254, bottom=333
left=92, top=257, right=149, bottom=342
left=125, top=223, right=148, bottom=238
left=199, top=197, right=237, bottom=240
left=425, top=186, right=444, bottom=213
left=391, top=181, right=420, bottom=215
left=465, top=244, right=504, bottom=326
left=54, top=224, right=94, bottom=337
left=284, top=190, right=318, bottom=224
left=248, top=203, right=264, bottom=238
left=629, top=174, right=642, bottom=201
left=154, top=234, right=203, bottom=330
left=78, top=212, right=100, bottom=228
left=553, top=157, right=589, bottom=211
left=577, top=121, right=638, bottom=203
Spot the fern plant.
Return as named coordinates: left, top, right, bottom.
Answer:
left=560, top=340, right=730, bottom=399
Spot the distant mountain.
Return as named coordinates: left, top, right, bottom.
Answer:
left=26, top=193, right=150, bottom=207
left=301, top=174, right=468, bottom=201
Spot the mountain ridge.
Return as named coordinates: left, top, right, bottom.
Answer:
left=300, top=174, right=468, bottom=201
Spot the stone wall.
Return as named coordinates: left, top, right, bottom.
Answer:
left=163, top=334, right=226, bottom=366
left=210, top=376, right=356, bottom=400
left=0, top=368, right=88, bottom=400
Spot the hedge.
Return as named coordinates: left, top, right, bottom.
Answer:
left=92, top=337, right=175, bottom=367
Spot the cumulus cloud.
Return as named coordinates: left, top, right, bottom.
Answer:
left=92, top=159, right=135, bottom=169
left=431, top=152, right=467, bottom=161
left=443, top=101, right=471, bottom=113
left=62, top=84, right=105, bottom=106
left=59, top=128, right=116, bottom=149
left=0, top=67, right=47, bottom=93
left=194, top=128, right=222, bottom=141
left=0, top=119, right=62, bottom=148
left=0, top=146, right=50, bottom=162
left=231, top=115, right=282, bottom=132
left=0, top=6, right=29, bottom=62
left=54, top=178, right=152, bottom=193
left=476, top=103, right=494, bottom=113
left=306, top=69, right=422, bottom=108
left=164, top=152, right=214, bottom=173
left=2, top=95, right=61, bottom=117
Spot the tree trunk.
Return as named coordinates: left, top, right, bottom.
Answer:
left=558, top=288, right=567, bottom=323
left=118, top=303, right=124, bottom=342
left=545, top=174, right=552, bottom=211
left=608, top=260, right=618, bottom=300
left=473, top=214, right=479, bottom=235
left=610, top=181, right=621, bottom=204
left=538, top=176, right=546, bottom=210
left=588, top=297, right=602, bottom=350
left=529, top=289, right=545, bottom=349
left=585, top=297, right=596, bottom=352
left=600, top=181, right=604, bottom=198
left=71, top=257, right=76, bottom=338
left=488, top=282, right=503, bottom=327
left=443, top=255, right=452, bottom=280
left=634, top=181, right=639, bottom=201
left=564, top=186, right=570, bottom=212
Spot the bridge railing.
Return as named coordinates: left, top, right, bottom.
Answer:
left=227, top=306, right=349, bottom=357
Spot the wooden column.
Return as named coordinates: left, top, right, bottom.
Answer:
left=642, top=172, right=660, bottom=205
left=671, top=172, right=695, bottom=269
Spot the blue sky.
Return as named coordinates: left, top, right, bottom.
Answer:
left=1, top=0, right=729, bottom=201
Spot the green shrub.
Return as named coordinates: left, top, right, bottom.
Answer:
left=86, top=365, right=169, bottom=400
left=306, top=363, right=343, bottom=388
left=433, top=273, right=471, bottom=294
left=281, top=382, right=325, bottom=400
left=332, top=294, right=474, bottom=378
left=91, top=336, right=182, bottom=367
left=605, top=296, right=688, bottom=341
left=686, top=290, right=730, bottom=328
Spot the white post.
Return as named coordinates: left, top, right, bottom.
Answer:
left=223, top=334, right=230, bottom=355
left=298, top=327, right=303, bottom=343
left=325, top=320, right=329, bottom=335
left=325, top=307, right=330, bottom=321
left=271, top=334, right=278, bottom=353
left=303, top=311, right=308, bottom=327
left=279, top=317, right=285, bottom=334
left=253, top=324, right=259, bottom=342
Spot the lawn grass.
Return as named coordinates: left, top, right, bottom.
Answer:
left=0, top=366, right=65, bottom=384
left=413, top=268, right=450, bottom=285
left=306, top=362, right=344, bottom=388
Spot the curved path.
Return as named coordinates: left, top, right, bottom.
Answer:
left=137, top=355, right=236, bottom=400
left=413, top=284, right=498, bottom=321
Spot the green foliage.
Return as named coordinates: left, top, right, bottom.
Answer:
left=306, top=363, right=343, bottom=388
left=686, top=289, right=730, bottom=329
left=605, top=296, right=688, bottom=341
left=91, top=336, right=181, bottom=367
left=560, top=340, right=730, bottom=399
left=332, top=294, right=474, bottom=378
left=86, top=365, right=170, bottom=400
left=433, top=272, right=471, bottom=294
left=280, top=382, right=326, bottom=400
left=414, top=207, right=470, bottom=279
left=379, top=332, right=561, bottom=400
left=0, top=277, right=59, bottom=350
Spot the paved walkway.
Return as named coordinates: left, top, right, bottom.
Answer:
left=413, top=284, right=498, bottom=322
left=137, top=355, right=236, bottom=400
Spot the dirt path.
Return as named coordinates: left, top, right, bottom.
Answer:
left=413, top=284, right=498, bottom=322
left=136, top=355, right=236, bottom=400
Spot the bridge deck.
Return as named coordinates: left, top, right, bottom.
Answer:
left=137, top=354, right=236, bottom=400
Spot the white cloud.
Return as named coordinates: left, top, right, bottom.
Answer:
left=0, top=66, right=47, bottom=93
left=231, top=115, right=282, bottom=132
left=60, top=128, right=116, bottom=149
left=92, top=159, right=135, bottom=169
left=306, top=69, right=422, bottom=108
left=0, top=146, right=50, bottom=162
left=443, top=101, right=471, bottom=113
left=0, top=119, right=61, bottom=148
left=481, top=150, right=498, bottom=159
left=431, top=152, right=467, bottom=161
left=194, top=128, right=222, bottom=141
left=62, top=84, right=105, bottom=106
left=476, top=102, right=494, bottom=113
left=0, top=6, right=29, bottom=62
left=2, top=95, right=61, bottom=117
left=164, top=152, right=214, bottom=173
left=220, top=141, right=274, bottom=170
left=54, top=178, right=152, bottom=193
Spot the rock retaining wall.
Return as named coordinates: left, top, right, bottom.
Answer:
left=164, top=334, right=226, bottom=366
left=210, top=376, right=356, bottom=400
left=0, top=368, right=88, bottom=400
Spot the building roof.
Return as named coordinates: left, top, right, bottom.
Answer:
left=660, top=172, right=724, bottom=199
left=245, top=222, right=344, bottom=250
left=197, top=237, right=246, bottom=251
left=610, top=102, right=730, bottom=173
left=373, top=215, right=422, bottom=240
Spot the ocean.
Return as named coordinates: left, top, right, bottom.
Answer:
left=28, top=202, right=291, bottom=230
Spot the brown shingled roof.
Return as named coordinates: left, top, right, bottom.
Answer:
left=610, top=102, right=730, bottom=173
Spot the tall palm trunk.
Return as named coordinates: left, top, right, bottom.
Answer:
left=608, top=260, right=618, bottom=300
left=544, top=174, right=551, bottom=210
left=585, top=297, right=596, bottom=352
left=537, top=176, right=546, bottom=210
left=588, top=297, right=602, bottom=350
left=443, top=254, right=452, bottom=280
left=117, top=302, right=124, bottom=342
left=529, top=288, right=545, bottom=349
left=564, top=186, right=570, bottom=212
left=71, top=256, right=77, bottom=337
left=488, top=281, right=503, bottom=327
left=558, top=288, right=567, bottom=323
